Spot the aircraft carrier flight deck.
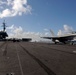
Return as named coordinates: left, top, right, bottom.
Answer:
left=0, top=42, right=76, bottom=75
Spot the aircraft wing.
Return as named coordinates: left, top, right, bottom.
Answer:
left=41, top=37, right=60, bottom=39
left=59, top=35, right=76, bottom=40
left=41, top=34, right=76, bottom=41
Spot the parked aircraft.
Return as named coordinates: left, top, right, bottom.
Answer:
left=41, top=30, right=76, bottom=44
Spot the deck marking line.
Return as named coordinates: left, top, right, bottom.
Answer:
left=19, top=44, right=56, bottom=75
left=16, top=44, right=24, bottom=75
left=73, top=51, right=76, bottom=53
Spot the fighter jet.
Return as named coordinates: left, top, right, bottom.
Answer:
left=41, top=29, right=76, bottom=44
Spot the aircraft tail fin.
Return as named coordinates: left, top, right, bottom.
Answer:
left=50, top=29, right=55, bottom=37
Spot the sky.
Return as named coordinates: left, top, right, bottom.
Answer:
left=0, top=0, right=76, bottom=41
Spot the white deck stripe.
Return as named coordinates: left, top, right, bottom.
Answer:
left=16, top=44, right=24, bottom=75
left=73, top=51, right=76, bottom=53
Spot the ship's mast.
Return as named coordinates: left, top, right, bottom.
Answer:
left=2, top=20, right=6, bottom=32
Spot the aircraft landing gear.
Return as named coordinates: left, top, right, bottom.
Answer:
left=71, top=42, right=74, bottom=45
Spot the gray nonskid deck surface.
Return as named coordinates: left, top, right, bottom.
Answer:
left=0, top=42, right=76, bottom=75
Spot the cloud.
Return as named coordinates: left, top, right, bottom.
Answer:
left=7, top=25, right=50, bottom=42
left=0, top=0, right=32, bottom=18
left=57, top=25, right=73, bottom=36
left=7, top=24, right=14, bottom=29
left=63, top=25, right=73, bottom=32
left=0, top=1, right=6, bottom=5
left=44, top=29, right=49, bottom=31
